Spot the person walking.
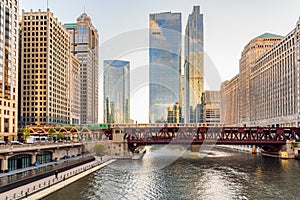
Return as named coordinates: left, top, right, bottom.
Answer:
left=55, top=170, right=58, bottom=179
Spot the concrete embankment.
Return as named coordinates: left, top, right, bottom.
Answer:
left=0, top=157, right=116, bottom=200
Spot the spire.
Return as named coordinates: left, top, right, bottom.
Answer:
left=83, top=0, right=86, bottom=13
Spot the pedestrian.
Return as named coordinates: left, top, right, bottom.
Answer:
left=55, top=170, right=58, bottom=179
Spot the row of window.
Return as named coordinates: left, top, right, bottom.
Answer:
left=23, top=80, right=47, bottom=84
left=23, top=96, right=46, bottom=101
left=23, top=64, right=47, bottom=68
left=24, top=69, right=47, bottom=74
left=23, top=74, right=47, bottom=79
left=23, top=48, right=47, bottom=53
left=23, top=58, right=47, bottom=63
left=0, top=100, right=15, bottom=107
left=23, top=42, right=47, bottom=47
left=23, top=15, right=47, bottom=20
left=23, top=34, right=47, bottom=40
left=0, top=109, right=15, bottom=116
left=22, top=117, right=69, bottom=123
left=23, top=21, right=47, bottom=26
left=22, top=111, right=69, bottom=117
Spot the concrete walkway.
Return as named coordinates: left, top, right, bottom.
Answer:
left=0, top=155, right=94, bottom=187
left=0, top=156, right=115, bottom=200
left=0, top=155, right=84, bottom=178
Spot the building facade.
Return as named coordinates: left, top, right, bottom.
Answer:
left=220, top=75, right=240, bottom=126
left=221, top=33, right=282, bottom=126
left=167, top=102, right=182, bottom=123
left=0, top=0, right=18, bottom=139
left=203, top=90, right=220, bottom=126
left=250, top=19, right=300, bottom=127
left=19, top=9, right=70, bottom=125
left=221, top=19, right=300, bottom=127
left=103, top=60, right=130, bottom=124
left=70, top=54, right=81, bottom=124
left=184, top=5, right=204, bottom=124
left=64, top=13, right=99, bottom=124
left=238, top=33, right=282, bottom=126
left=149, top=12, right=181, bottom=123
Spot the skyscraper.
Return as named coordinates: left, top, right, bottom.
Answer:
left=149, top=12, right=181, bottom=123
left=0, top=0, right=18, bottom=140
left=70, top=54, right=81, bottom=124
left=64, top=13, right=99, bottom=124
left=19, top=9, right=71, bottom=125
left=184, top=6, right=204, bottom=123
left=103, top=60, right=130, bottom=124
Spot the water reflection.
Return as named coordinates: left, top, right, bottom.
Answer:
left=44, top=146, right=300, bottom=200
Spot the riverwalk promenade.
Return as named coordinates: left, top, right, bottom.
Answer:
left=0, top=156, right=116, bottom=200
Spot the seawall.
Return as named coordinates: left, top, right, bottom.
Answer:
left=0, top=158, right=116, bottom=200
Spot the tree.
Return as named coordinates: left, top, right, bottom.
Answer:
left=22, top=128, right=30, bottom=141
left=48, top=128, right=55, bottom=141
left=94, top=144, right=105, bottom=156
left=57, top=133, right=65, bottom=141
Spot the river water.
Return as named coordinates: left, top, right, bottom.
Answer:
left=44, top=145, right=300, bottom=200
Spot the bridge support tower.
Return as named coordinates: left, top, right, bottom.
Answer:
left=280, top=140, right=295, bottom=159
left=110, top=128, right=131, bottom=158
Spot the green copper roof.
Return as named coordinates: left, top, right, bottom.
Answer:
left=63, top=23, right=77, bottom=29
left=256, top=32, right=282, bottom=39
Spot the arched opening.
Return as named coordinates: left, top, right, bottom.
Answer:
left=36, top=151, right=52, bottom=164
left=8, top=154, right=31, bottom=171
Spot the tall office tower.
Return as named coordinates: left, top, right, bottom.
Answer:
left=239, top=33, right=282, bottom=126
left=19, top=9, right=70, bottom=125
left=70, top=55, right=81, bottom=124
left=0, top=0, right=19, bottom=140
left=64, top=13, right=99, bottom=124
left=184, top=6, right=204, bottom=123
left=103, top=60, right=130, bottom=124
left=149, top=12, right=181, bottom=123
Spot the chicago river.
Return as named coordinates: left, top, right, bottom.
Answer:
left=44, top=146, right=300, bottom=200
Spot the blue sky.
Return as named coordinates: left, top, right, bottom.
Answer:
left=20, top=0, right=300, bottom=123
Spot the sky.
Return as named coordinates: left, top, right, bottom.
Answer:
left=20, top=0, right=300, bottom=123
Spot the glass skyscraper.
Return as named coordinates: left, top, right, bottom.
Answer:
left=103, top=60, right=130, bottom=124
left=149, top=12, right=182, bottom=123
left=184, top=6, right=204, bottom=123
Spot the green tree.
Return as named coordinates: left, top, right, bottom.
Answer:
left=94, top=144, right=105, bottom=156
left=57, top=133, right=65, bottom=141
left=48, top=128, right=55, bottom=141
left=22, top=128, right=30, bottom=141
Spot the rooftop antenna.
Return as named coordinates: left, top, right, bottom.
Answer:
left=47, top=0, right=49, bottom=9
left=83, top=0, right=86, bottom=13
